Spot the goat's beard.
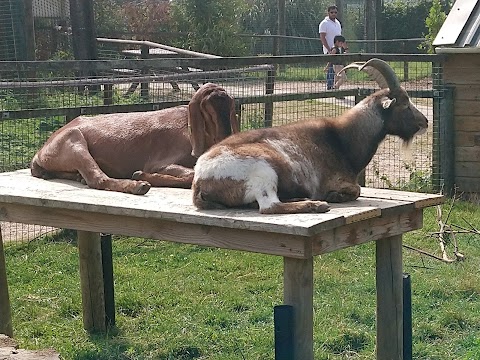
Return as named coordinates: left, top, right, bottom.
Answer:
left=401, top=141, right=414, bottom=164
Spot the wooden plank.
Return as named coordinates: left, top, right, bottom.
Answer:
left=454, top=116, right=480, bottom=132
left=454, top=100, right=480, bottom=116
left=0, top=170, right=365, bottom=237
left=283, top=257, right=313, bottom=360
left=453, top=85, right=480, bottom=102
left=455, top=177, right=480, bottom=192
left=455, top=162, right=480, bottom=177
left=376, top=235, right=403, bottom=360
left=78, top=231, right=106, bottom=333
left=313, top=209, right=422, bottom=255
left=360, top=187, right=444, bottom=209
left=445, top=53, right=480, bottom=68
left=0, top=227, right=13, bottom=337
left=445, top=70, right=480, bottom=85
left=0, top=203, right=311, bottom=258
left=455, top=147, right=480, bottom=162
left=455, top=131, right=480, bottom=146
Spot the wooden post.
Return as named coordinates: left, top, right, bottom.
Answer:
left=434, top=84, right=455, bottom=195
left=78, top=231, right=106, bottom=333
left=0, top=228, right=13, bottom=337
left=277, top=0, right=286, bottom=68
left=283, top=257, right=314, bottom=360
left=140, top=45, right=149, bottom=101
left=376, top=235, right=403, bottom=360
left=264, top=69, right=275, bottom=128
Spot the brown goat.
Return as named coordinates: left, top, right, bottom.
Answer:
left=31, top=83, right=239, bottom=194
left=192, top=59, right=428, bottom=214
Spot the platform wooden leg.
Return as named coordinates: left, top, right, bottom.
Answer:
left=78, top=231, right=106, bottom=333
left=283, top=257, right=314, bottom=360
left=0, top=228, right=13, bottom=337
left=376, top=235, right=403, bottom=360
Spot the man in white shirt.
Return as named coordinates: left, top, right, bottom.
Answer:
left=319, top=5, right=342, bottom=90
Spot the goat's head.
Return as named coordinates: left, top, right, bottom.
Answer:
left=341, top=58, right=428, bottom=143
left=188, top=83, right=239, bottom=157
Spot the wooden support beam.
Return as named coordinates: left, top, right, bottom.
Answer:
left=376, top=235, right=403, bottom=359
left=78, top=231, right=106, bottom=333
left=283, top=256, right=314, bottom=360
left=0, top=228, right=13, bottom=337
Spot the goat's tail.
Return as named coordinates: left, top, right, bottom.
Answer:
left=192, top=183, right=227, bottom=210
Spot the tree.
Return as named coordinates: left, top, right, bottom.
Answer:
left=171, top=0, right=248, bottom=56
left=420, top=0, right=449, bottom=53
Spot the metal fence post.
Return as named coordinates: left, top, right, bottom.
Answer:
left=274, top=305, right=294, bottom=360
left=403, top=273, right=412, bottom=360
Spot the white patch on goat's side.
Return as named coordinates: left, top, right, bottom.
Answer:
left=264, top=139, right=320, bottom=194
left=194, top=147, right=265, bottom=181
left=194, top=146, right=281, bottom=211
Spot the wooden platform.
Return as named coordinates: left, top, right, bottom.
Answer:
left=0, top=169, right=444, bottom=359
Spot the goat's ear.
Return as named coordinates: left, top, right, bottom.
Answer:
left=382, top=97, right=396, bottom=109
left=188, top=88, right=208, bottom=158
left=229, top=99, right=240, bottom=134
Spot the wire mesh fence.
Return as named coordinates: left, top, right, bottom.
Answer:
left=1, top=54, right=444, bottom=244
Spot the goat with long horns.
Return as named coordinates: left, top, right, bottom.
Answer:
left=192, top=59, right=428, bottom=214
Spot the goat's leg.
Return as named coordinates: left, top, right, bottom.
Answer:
left=260, top=200, right=330, bottom=214
left=34, top=129, right=151, bottom=195
left=325, top=183, right=361, bottom=203
left=132, top=165, right=194, bottom=188
left=255, top=187, right=330, bottom=214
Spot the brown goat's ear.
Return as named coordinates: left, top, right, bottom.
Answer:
left=189, top=85, right=215, bottom=157
left=229, top=98, right=240, bottom=134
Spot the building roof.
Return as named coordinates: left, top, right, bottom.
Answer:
left=433, top=0, right=480, bottom=49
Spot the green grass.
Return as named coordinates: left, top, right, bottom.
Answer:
left=4, top=199, right=479, bottom=360
left=276, top=61, right=431, bottom=82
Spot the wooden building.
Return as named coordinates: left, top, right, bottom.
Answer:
left=434, top=0, right=480, bottom=198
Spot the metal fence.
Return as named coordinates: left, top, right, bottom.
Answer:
left=0, top=53, right=446, bottom=243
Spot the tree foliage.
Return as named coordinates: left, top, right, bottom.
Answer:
left=121, top=0, right=172, bottom=36
left=381, top=0, right=434, bottom=53
left=420, top=0, right=450, bottom=53
left=170, top=0, right=248, bottom=56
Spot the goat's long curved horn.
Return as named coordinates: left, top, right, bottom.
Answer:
left=339, top=58, right=401, bottom=90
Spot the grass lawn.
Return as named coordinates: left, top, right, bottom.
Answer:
left=4, top=199, right=480, bottom=360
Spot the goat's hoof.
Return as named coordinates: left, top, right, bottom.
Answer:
left=132, top=171, right=143, bottom=180
left=133, top=181, right=151, bottom=195
left=310, top=201, right=330, bottom=213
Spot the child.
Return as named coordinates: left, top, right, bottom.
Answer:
left=324, top=35, right=348, bottom=93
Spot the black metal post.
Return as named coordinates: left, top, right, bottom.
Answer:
left=403, top=273, right=412, bottom=360
left=274, top=305, right=294, bottom=360
left=101, top=234, right=115, bottom=327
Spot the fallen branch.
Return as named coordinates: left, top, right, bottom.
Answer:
left=403, top=243, right=456, bottom=263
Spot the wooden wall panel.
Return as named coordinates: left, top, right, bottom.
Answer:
left=455, top=177, right=480, bottom=192
left=455, top=131, right=480, bottom=146
left=454, top=118, right=480, bottom=132
left=455, top=162, right=480, bottom=177
left=455, top=147, right=480, bottom=162
left=454, top=85, right=480, bottom=101
left=445, top=53, right=480, bottom=195
left=454, top=100, right=480, bottom=116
